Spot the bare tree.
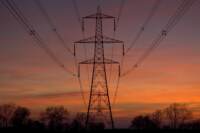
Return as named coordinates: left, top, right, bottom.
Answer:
left=130, top=115, right=158, bottom=129
left=40, top=106, right=69, bottom=132
left=164, top=103, right=192, bottom=129
left=11, top=106, right=30, bottom=128
left=150, top=109, right=163, bottom=128
left=70, top=113, right=86, bottom=131
left=0, top=104, right=16, bottom=128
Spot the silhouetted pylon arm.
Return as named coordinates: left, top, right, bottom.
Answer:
left=78, top=58, right=121, bottom=77
left=74, top=36, right=125, bottom=56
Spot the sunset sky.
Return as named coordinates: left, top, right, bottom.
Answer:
left=1, top=0, right=200, bottom=128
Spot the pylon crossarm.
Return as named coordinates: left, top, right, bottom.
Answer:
left=102, top=36, right=125, bottom=56
left=74, top=36, right=125, bottom=56
left=79, top=58, right=119, bottom=65
left=79, top=59, right=94, bottom=64
left=73, top=36, right=95, bottom=56
left=82, top=16, right=116, bottom=32
left=83, top=14, right=97, bottom=19
left=78, top=58, right=121, bottom=77
left=103, top=36, right=123, bottom=43
left=83, top=13, right=115, bottom=19
left=74, top=35, right=123, bottom=43
left=82, top=6, right=116, bottom=32
left=101, top=13, right=115, bottom=19
left=75, top=36, right=96, bottom=43
left=103, top=58, right=119, bottom=64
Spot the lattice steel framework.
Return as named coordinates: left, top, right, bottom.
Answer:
left=74, top=6, right=124, bottom=129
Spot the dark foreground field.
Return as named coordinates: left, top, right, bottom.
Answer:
left=1, top=128, right=200, bottom=133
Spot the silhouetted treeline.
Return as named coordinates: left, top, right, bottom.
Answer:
left=0, top=103, right=200, bottom=132
left=0, top=104, right=104, bottom=132
left=130, top=103, right=200, bottom=130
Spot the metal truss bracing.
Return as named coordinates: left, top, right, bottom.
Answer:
left=74, top=6, right=124, bottom=129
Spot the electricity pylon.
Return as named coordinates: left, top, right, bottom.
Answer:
left=74, top=6, right=124, bottom=129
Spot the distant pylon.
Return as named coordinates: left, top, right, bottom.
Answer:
left=74, top=6, right=124, bottom=129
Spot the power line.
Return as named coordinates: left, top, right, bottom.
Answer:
left=73, top=55, right=87, bottom=108
left=112, top=0, right=161, bottom=105
left=2, top=0, right=87, bottom=108
left=1, top=0, right=75, bottom=77
left=71, top=0, right=89, bottom=108
left=112, top=54, right=125, bottom=106
left=121, top=0, right=196, bottom=77
left=33, top=1, right=88, bottom=106
left=115, top=0, right=126, bottom=31
left=71, top=0, right=82, bottom=28
left=109, top=0, right=127, bottom=106
left=33, top=0, right=73, bottom=56
left=125, top=0, right=162, bottom=54
left=108, top=0, right=126, bottom=81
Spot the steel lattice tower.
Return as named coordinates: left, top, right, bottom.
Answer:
left=74, top=6, right=124, bottom=129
